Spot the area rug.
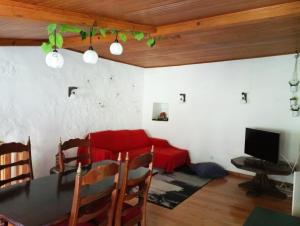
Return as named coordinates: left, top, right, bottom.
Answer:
left=148, top=167, right=211, bottom=209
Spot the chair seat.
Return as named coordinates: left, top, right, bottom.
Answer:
left=121, top=203, right=142, bottom=224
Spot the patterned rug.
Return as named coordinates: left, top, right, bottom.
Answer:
left=148, top=167, right=211, bottom=209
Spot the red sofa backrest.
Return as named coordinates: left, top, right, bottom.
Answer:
left=89, top=129, right=151, bottom=153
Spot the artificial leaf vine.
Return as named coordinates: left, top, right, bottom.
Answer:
left=99, top=28, right=108, bottom=37
left=132, top=31, right=144, bottom=41
left=41, top=23, right=157, bottom=54
left=147, top=38, right=156, bottom=47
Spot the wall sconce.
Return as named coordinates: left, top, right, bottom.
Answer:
left=290, top=97, right=298, bottom=106
left=289, top=80, right=299, bottom=93
left=68, top=86, right=78, bottom=97
left=179, top=93, right=186, bottom=103
left=290, top=96, right=299, bottom=117
left=291, top=105, right=300, bottom=117
left=241, top=92, right=247, bottom=104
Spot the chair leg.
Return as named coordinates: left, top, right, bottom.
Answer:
left=0, top=219, right=7, bottom=226
left=141, top=217, right=146, bottom=226
left=141, top=206, right=147, bottom=226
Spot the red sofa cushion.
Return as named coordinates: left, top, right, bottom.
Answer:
left=91, top=147, right=114, bottom=162
left=90, top=130, right=151, bottom=153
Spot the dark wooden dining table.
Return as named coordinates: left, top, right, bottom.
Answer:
left=0, top=160, right=149, bottom=226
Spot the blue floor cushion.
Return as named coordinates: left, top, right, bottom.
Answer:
left=190, top=162, right=228, bottom=179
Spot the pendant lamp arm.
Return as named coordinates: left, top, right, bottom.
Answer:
left=89, top=27, right=93, bottom=46
left=88, top=27, right=94, bottom=50
left=115, top=31, right=119, bottom=42
left=54, top=29, right=57, bottom=51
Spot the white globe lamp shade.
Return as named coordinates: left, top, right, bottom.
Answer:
left=45, top=50, right=64, bottom=69
left=110, top=41, right=123, bottom=55
left=83, top=48, right=98, bottom=64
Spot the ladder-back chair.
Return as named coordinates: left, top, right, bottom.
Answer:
left=58, top=135, right=91, bottom=173
left=115, top=147, right=154, bottom=226
left=0, top=137, right=33, bottom=188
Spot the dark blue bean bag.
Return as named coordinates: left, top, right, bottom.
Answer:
left=190, top=162, right=228, bottom=179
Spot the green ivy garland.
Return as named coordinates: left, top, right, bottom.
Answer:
left=41, top=24, right=156, bottom=54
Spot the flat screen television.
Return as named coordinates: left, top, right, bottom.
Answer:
left=244, top=128, right=280, bottom=163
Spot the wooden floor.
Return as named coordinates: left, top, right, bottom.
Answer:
left=147, top=174, right=292, bottom=226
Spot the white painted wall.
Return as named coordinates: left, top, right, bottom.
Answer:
left=1, top=47, right=298, bottom=183
left=0, top=47, right=144, bottom=178
left=142, top=54, right=300, bottom=182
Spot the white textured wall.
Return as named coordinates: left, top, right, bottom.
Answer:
left=0, top=47, right=144, bottom=178
left=2, top=47, right=299, bottom=183
left=142, top=54, right=300, bottom=182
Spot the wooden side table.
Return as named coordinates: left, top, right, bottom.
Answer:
left=231, top=156, right=292, bottom=198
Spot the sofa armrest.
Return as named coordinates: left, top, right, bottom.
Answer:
left=150, top=137, right=171, bottom=148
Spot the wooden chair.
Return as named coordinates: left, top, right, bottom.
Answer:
left=0, top=137, right=33, bottom=188
left=115, top=147, right=154, bottom=226
left=58, top=135, right=91, bottom=173
left=66, top=154, right=121, bottom=226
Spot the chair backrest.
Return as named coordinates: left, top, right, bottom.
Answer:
left=115, top=147, right=154, bottom=226
left=0, top=137, right=33, bottom=188
left=69, top=154, right=121, bottom=226
left=58, top=135, right=91, bottom=173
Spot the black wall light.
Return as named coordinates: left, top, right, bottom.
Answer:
left=241, top=92, right=247, bottom=104
left=179, top=93, right=186, bottom=103
left=68, top=86, right=78, bottom=97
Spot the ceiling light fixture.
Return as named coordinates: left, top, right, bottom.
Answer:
left=83, top=27, right=99, bottom=64
left=45, top=29, right=64, bottom=69
left=110, top=32, right=123, bottom=55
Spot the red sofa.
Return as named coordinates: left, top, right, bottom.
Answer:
left=78, top=129, right=190, bottom=173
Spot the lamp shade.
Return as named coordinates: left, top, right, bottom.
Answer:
left=45, top=50, right=64, bottom=69
left=83, top=49, right=98, bottom=64
left=110, top=41, right=123, bottom=55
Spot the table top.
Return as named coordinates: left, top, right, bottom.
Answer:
left=0, top=160, right=149, bottom=226
left=231, top=156, right=292, bottom=175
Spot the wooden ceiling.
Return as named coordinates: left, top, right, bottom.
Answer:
left=0, top=0, right=299, bottom=67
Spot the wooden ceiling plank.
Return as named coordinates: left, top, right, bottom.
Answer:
left=155, top=1, right=300, bottom=36
left=0, top=0, right=94, bottom=26
left=0, top=0, right=156, bottom=33
left=0, top=38, right=45, bottom=46
left=94, top=16, right=156, bottom=33
left=63, top=1, right=300, bottom=48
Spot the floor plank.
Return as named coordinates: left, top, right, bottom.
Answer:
left=147, top=174, right=292, bottom=226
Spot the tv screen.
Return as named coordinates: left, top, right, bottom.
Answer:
left=244, top=128, right=280, bottom=163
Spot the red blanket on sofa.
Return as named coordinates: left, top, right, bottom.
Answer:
left=78, top=129, right=190, bottom=173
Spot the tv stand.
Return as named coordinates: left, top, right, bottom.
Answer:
left=231, top=156, right=292, bottom=199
